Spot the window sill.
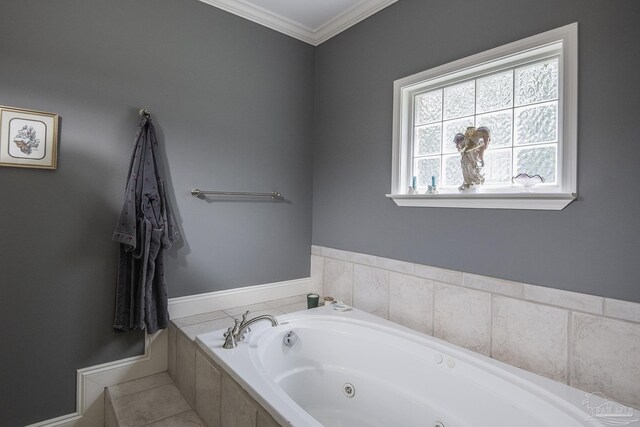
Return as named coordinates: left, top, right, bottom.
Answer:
left=386, top=192, right=576, bottom=210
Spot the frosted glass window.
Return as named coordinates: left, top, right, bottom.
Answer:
left=443, top=81, right=475, bottom=120
left=516, top=145, right=557, bottom=183
left=515, top=102, right=558, bottom=145
left=414, top=124, right=442, bottom=156
left=408, top=56, right=561, bottom=191
left=443, top=154, right=463, bottom=188
left=483, top=149, right=513, bottom=184
left=415, top=90, right=443, bottom=125
left=515, top=58, right=559, bottom=106
left=476, top=70, right=513, bottom=114
left=414, top=157, right=441, bottom=187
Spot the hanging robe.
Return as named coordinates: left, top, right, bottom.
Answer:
left=112, top=116, right=180, bottom=333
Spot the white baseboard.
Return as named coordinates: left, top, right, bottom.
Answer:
left=168, top=277, right=312, bottom=319
left=27, top=277, right=311, bottom=427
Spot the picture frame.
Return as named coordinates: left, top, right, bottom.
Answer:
left=0, top=105, right=59, bottom=169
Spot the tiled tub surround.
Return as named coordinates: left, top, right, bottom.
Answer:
left=169, top=295, right=308, bottom=427
left=311, top=245, right=640, bottom=410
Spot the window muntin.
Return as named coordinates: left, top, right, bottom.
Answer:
left=411, top=56, right=560, bottom=191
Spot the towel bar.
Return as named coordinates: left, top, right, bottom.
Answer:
left=191, top=189, right=283, bottom=199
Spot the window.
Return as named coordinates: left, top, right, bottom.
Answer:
left=389, top=24, right=577, bottom=210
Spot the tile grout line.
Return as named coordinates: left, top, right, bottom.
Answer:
left=566, top=310, right=573, bottom=386
left=489, top=294, right=495, bottom=359
left=431, top=278, right=436, bottom=336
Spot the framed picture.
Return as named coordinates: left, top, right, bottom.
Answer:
left=0, top=105, right=59, bottom=169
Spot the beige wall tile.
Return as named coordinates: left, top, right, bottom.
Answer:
left=175, top=331, right=196, bottom=407
left=434, top=284, right=492, bottom=355
left=571, top=313, right=640, bottom=409
left=257, top=409, right=280, bottom=427
left=323, top=259, right=354, bottom=305
left=377, top=256, right=415, bottom=275
left=353, top=265, right=390, bottom=318
left=168, top=323, right=177, bottom=379
left=463, top=273, right=524, bottom=298
left=389, top=272, right=434, bottom=335
left=414, top=264, right=463, bottom=286
left=346, top=251, right=378, bottom=266
left=195, top=349, right=222, bottom=427
left=604, top=298, right=640, bottom=323
left=310, top=255, right=324, bottom=295
left=320, top=247, right=347, bottom=260
left=221, top=375, right=258, bottom=427
left=524, top=285, right=603, bottom=315
left=492, top=296, right=568, bottom=382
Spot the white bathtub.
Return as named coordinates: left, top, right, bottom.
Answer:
left=197, top=306, right=615, bottom=427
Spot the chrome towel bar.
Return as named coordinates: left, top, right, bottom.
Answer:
left=191, top=189, right=283, bottom=199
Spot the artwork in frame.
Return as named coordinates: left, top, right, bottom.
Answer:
left=0, top=105, right=59, bottom=169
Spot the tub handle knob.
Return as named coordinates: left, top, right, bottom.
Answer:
left=223, top=319, right=241, bottom=349
left=239, top=311, right=251, bottom=339
left=223, top=325, right=238, bottom=349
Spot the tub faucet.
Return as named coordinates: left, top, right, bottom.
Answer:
left=223, top=311, right=279, bottom=349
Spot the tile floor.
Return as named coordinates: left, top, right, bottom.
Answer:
left=105, top=373, right=201, bottom=426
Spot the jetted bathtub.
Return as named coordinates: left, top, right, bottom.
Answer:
left=196, top=306, right=614, bottom=427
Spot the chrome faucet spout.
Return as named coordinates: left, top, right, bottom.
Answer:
left=238, top=314, right=279, bottom=335
left=222, top=313, right=279, bottom=349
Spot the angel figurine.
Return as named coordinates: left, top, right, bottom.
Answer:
left=454, top=126, right=491, bottom=191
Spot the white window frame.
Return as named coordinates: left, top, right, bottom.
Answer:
left=388, top=23, right=578, bottom=210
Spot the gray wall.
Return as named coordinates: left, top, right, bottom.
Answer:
left=313, top=0, right=640, bottom=303
left=0, top=0, right=314, bottom=425
left=2, top=0, right=639, bottom=424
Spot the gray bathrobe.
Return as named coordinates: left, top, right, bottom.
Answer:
left=112, top=116, right=180, bottom=333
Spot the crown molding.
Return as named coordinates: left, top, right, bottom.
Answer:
left=314, top=0, right=398, bottom=45
left=197, top=0, right=398, bottom=46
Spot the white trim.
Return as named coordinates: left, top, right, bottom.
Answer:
left=197, top=0, right=397, bottom=46
left=27, top=277, right=311, bottom=427
left=391, top=23, right=578, bottom=210
left=25, top=413, right=82, bottom=427
left=313, top=0, right=399, bottom=45
left=168, top=277, right=312, bottom=318
left=26, top=332, right=168, bottom=427
left=387, top=192, right=576, bottom=210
